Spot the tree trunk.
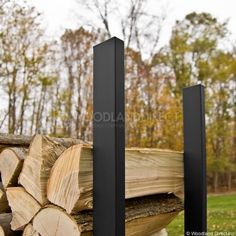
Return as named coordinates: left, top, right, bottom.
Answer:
left=213, top=171, right=219, bottom=192
left=227, top=171, right=232, bottom=191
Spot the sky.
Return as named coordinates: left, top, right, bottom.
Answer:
left=31, top=0, right=236, bottom=47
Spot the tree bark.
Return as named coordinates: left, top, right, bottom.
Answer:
left=33, top=194, right=182, bottom=236
left=0, top=134, right=31, bottom=151
left=227, top=171, right=232, bottom=191
left=213, top=171, right=219, bottom=192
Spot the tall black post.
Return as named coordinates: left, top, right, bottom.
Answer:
left=183, top=84, right=207, bottom=235
left=93, top=37, right=125, bottom=236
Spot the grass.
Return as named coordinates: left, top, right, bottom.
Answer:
left=167, top=194, right=236, bottom=235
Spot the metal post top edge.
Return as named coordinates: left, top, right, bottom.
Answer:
left=183, top=84, right=205, bottom=91
left=93, top=37, right=124, bottom=48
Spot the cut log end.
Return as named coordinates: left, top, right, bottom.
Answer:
left=6, top=187, right=41, bottom=231
left=0, top=226, right=4, bottom=236
left=23, top=224, right=40, bottom=236
left=19, top=135, right=86, bottom=205
left=33, top=207, right=81, bottom=236
left=47, top=144, right=91, bottom=213
left=0, top=148, right=27, bottom=188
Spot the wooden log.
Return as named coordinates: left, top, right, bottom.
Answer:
left=0, top=134, right=31, bottom=152
left=0, top=189, right=10, bottom=213
left=151, top=229, right=168, bottom=236
left=0, top=226, right=3, bottom=236
left=23, top=224, right=39, bottom=236
left=0, top=213, right=19, bottom=236
left=0, top=148, right=27, bottom=188
left=6, top=187, right=41, bottom=231
left=19, top=135, right=87, bottom=205
left=33, top=194, right=183, bottom=236
left=47, top=144, right=183, bottom=213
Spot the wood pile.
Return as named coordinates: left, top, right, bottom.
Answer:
left=0, top=134, right=184, bottom=236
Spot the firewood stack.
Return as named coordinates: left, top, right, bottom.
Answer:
left=0, top=134, right=184, bottom=236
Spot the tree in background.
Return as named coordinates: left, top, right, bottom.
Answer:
left=0, top=0, right=50, bottom=134
left=59, top=27, right=98, bottom=139
left=153, top=12, right=236, bottom=191
left=77, top=0, right=170, bottom=147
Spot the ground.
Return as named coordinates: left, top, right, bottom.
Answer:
left=167, top=194, right=236, bottom=235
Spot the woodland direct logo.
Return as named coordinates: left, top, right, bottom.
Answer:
left=93, top=112, right=124, bottom=128
left=186, top=232, right=235, bottom=236
left=93, top=111, right=175, bottom=123
left=94, top=112, right=124, bottom=122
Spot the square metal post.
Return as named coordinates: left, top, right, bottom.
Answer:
left=93, top=37, right=125, bottom=236
left=183, top=84, right=207, bottom=235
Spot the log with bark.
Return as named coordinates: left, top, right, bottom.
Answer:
left=47, top=144, right=183, bottom=213
left=19, top=135, right=87, bottom=205
left=0, top=134, right=184, bottom=235
left=6, top=187, right=41, bottom=231
left=33, top=193, right=183, bottom=236
left=0, top=148, right=27, bottom=188
left=0, top=134, right=31, bottom=152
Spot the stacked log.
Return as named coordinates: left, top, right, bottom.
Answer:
left=0, top=148, right=27, bottom=188
left=0, top=134, right=184, bottom=236
left=0, top=134, right=31, bottom=153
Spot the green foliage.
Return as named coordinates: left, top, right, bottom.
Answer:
left=153, top=12, right=236, bottom=191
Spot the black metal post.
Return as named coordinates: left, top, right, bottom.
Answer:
left=93, top=37, right=125, bottom=236
left=183, top=84, right=207, bottom=235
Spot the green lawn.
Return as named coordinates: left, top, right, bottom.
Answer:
left=167, top=194, right=236, bottom=235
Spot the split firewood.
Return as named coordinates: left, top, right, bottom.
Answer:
left=19, top=135, right=87, bottom=205
left=0, top=189, right=10, bottom=213
left=0, top=148, right=27, bottom=188
left=33, top=194, right=183, bottom=236
left=0, top=226, right=3, bottom=236
left=6, top=187, right=41, bottom=231
left=151, top=229, right=168, bottom=236
left=0, top=213, right=19, bottom=236
left=23, top=224, right=39, bottom=236
left=47, top=144, right=183, bottom=213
